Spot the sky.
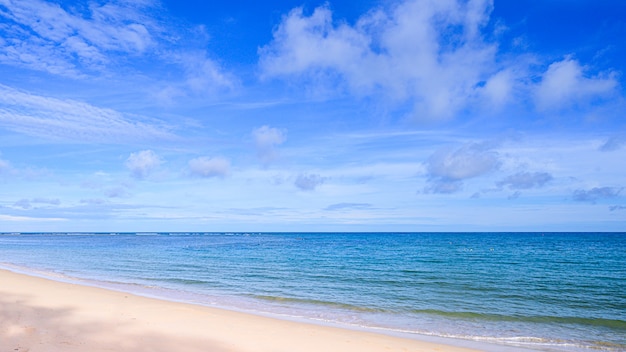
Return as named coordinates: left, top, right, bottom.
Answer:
left=0, top=0, right=625, bottom=232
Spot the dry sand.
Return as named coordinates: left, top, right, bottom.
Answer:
left=0, top=269, right=484, bottom=352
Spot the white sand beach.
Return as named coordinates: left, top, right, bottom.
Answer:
left=0, top=269, right=485, bottom=352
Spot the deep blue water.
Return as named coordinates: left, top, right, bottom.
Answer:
left=1, top=232, right=624, bottom=351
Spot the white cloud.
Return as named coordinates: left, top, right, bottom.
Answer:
left=188, top=156, right=230, bottom=178
left=424, top=142, right=500, bottom=193
left=535, top=58, right=618, bottom=111
left=252, top=125, right=287, bottom=165
left=0, top=0, right=236, bottom=97
left=0, top=0, right=154, bottom=75
left=260, top=1, right=624, bottom=120
left=125, top=150, right=162, bottom=179
left=295, top=173, right=325, bottom=191
left=260, top=0, right=508, bottom=120
left=0, top=84, right=173, bottom=142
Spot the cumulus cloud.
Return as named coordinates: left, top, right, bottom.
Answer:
left=252, top=125, right=287, bottom=165
left=424, top=142, right=500, bottom=193
left=259, top=0, right=518, bottom=120
left=573, top=187, right=623, bottom=203
left=188, top=156, right=230, bottom=178
left=125, top=150, right=162, bottom=179
left=535, top=58, right=618, bottom=111
left=497, top=171, right=552, bottom=190
left=0, top=84, right=173, bottom=142
left=295, top=173, right=325, bottom=191
left=260, top=1, right=623, bottom=120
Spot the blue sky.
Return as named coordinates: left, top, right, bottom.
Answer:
left=0, top=0, right=625, bottom=232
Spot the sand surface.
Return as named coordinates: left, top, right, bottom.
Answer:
left=0, top=269, right=484, bottom=352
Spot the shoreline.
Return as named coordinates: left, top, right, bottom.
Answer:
left=2, top=233, right=624, bottom=352
left=0, top=268, right=509, bottom=352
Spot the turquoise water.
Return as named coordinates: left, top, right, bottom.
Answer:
left=1, top=232, right=624, bottom=351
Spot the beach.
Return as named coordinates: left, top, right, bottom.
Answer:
left=0, top=269, right=484, bottom=352
left=1, top=233, right=624, bottom=352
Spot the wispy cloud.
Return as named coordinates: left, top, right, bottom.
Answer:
left=0, top=0, right=156, bottom=76
left=0, top=0, right=236, bottom=98
left=0, top=84, right=173, bottom=142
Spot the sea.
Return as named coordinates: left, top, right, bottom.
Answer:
left=0, top=232, right=624, bottom=351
